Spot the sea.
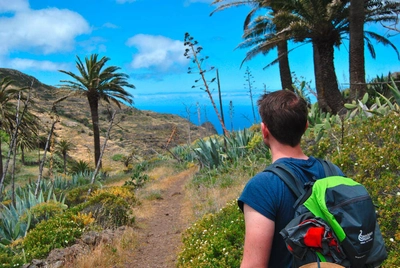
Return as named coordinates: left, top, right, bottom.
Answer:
left=134, top=90, right=265, bottom=134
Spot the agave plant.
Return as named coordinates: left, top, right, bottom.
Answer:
left=224, top=128, right=255, bottom=160
left=193, top=137, right=226, bottom=169
left=388, top=77, right=400, bottom=106
left=0, top=204, right=31, bottom=246
left=0, top=188, right=67, bottom=246
left=171, top=144, right=196, bottom=162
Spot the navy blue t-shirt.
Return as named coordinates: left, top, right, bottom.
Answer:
left=238, top=156, right=344, bottom=267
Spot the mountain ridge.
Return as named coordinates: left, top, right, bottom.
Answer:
left=0, top=68, right=216, bottom=173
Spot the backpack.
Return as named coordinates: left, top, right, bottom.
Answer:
left=265, top=159, right=387, bottom=268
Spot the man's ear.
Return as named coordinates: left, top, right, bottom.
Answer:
left=305, top=121, right=309, bottom=131
left=261, top=122, right=269, bottom=139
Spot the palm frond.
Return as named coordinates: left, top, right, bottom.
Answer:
left=364, top=31, right=400, bottom=60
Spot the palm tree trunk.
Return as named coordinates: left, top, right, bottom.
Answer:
left=349, top=0, right=366, bottom=101
left=63, top=153, right=67, bottom=174
left=21, top=146, right=25, bottom=165
left=315, top=41, right=344, bottom=114
left=277, top=41, right=294, bottom=91
left=313, top=43, right=330, bottom=112
left=88, top=95, right=102, bottom=169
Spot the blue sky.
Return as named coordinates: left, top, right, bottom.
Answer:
left=0, top=0, right=399, bottom=131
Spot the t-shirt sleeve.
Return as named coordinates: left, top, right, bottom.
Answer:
left=238, top=172, right=286, bottom=222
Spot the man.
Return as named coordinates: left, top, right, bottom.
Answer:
left=238, top=90, right=344, bottom=267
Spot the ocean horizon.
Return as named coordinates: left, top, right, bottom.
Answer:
left=133, top=90, right=266, bottom=134
left=135, top=103, right=260, bottom=134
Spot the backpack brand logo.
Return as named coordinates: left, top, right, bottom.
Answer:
left=358, top=230, right=373, bottom=244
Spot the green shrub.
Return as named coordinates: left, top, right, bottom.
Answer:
left=65, top=184, right=100, bottom=207
left=111, top=153, right=124, bottom=161
left=124, top=162, right=150, bottom=188
left=177, top=200, right=244, bottom=267
left=23, top=211, right=87, bottom=261
left=78, top=186, right=136, bottom=229
left=22, top=201, right=67, bottom=229
left=0, top=246, right=25, bottom=268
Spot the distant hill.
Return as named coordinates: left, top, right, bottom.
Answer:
left=0, top=68, right=216, bottom=172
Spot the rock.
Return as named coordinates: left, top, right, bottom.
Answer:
left=22, top=227, right=128, bottom=267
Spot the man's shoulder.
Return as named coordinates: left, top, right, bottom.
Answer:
left=246, top=168, right=288, bottom=189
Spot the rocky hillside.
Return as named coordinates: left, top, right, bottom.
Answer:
left=0, top=68, right=216, bottom=172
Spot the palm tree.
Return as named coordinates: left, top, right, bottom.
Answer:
left=212, top=1, right=294, bottom=91
left=56, top=139, right=75, bottom=174
left=241, top=7, right=294, bottom=91
left=16, top=123, right=38, bottom=165
left=232, top=0, right=399, bottom=113
left=59, top=54, right=134, bottom=168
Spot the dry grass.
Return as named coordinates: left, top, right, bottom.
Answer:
left=64, top=227, right=138, bottom=268
left=184, top=163, right=264, bottom=220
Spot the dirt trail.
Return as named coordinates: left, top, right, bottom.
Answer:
left=127, top=166, right=198, bottom=268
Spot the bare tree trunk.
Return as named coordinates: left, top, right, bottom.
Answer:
left=217, top=69, right=226, bottom=130
left=11, top=137, right=17, bottom=206
left=188, top=41, right=229, bottom=136
left=183, top=104, right=192, bottom=145
left=88, top=110, right=117, bottom=197
left=35, top=118, right=58, bottom=197
left=12, top=91, right=22, bottom=205
left=0, top=138, right=3, bottom=181
left=0, top=87, right=32, bottom=198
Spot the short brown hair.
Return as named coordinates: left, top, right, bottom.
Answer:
left=257, top=90, right=308, bottom=147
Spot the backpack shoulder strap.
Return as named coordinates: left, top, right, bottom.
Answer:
left=264, top=163, right=305, bottom=198
left=316, top=158, right=339, bottom=177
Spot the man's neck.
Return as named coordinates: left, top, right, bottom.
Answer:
left=270, top=143, right=308, bottom=163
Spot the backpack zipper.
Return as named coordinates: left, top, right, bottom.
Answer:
left=329, top=194, right=371, bottom=211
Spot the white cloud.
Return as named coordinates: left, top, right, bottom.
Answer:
left=0, top=5, right=91, bottom=55
left=126, top=34, right=188, bottom=72
left=8, top=58, right=69, bottom=71
left=0, top=0, right=29, bottom=13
